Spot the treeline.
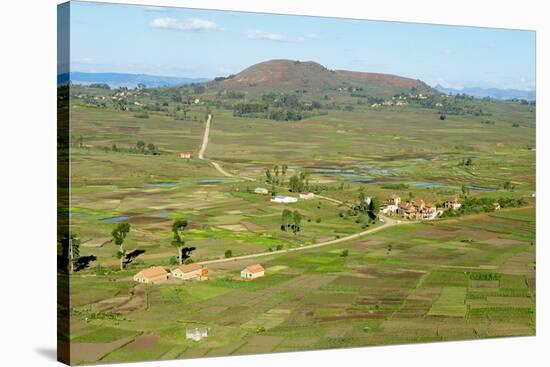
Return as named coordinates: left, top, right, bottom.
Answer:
left=233, top=92, right=327, bottom=121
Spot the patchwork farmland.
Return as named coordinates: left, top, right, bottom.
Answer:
left=61, top=60, right=535, bottom=364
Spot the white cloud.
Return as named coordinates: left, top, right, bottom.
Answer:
left=246, top=30, right=319, bottom=42
left=151, top=17, right=220, bottom=31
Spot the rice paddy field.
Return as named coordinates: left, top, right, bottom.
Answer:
left=64, top=85, right=535, bottom=364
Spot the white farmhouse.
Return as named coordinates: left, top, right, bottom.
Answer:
left=186, top=327, right=209, bottom=341
left=240, top=264, right=265, bottom=280
left=254, top=187, right=269, bottom=195
left=271, top=195, right=298, bottom=204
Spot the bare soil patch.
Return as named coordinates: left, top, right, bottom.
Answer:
left=126, top=334, right=159, bottom=350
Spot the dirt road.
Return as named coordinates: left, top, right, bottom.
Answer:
left=199, top=216, right=400, bottom=266
left=198, top=114, right=254, bottom=181
left=197, top=114, right=211, bottom=160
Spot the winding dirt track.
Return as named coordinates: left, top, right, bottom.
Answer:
left=198, top=114, right=254, bottom=181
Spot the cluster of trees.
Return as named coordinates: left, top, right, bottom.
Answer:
left=288, top=171, right=310, bottom=192
left=281, top=209, right=302, bottom=234
left=381, top=183, right=409, bottom=190
left=338, top=190, right=379, bottom=227
left=233, top=102, right=268, bottom=117
left=109, top=217, right=196, bottom=272
left=89, top=83, right=111, bottom=89
left=218, top=90, right=245, bottom=99
left=265, top=164, right=288, bottom=186
left=213, top=74, right=236, bottom=82
left=441, top=196, right=526, bottom=217
left=61, top=217, right=200, bottom=275
left=233, top=93, right=326, bottom=121
left=134, top=140, right=159, bottom=155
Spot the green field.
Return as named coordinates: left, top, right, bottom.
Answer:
left=63, top=82, right=535, bottom=364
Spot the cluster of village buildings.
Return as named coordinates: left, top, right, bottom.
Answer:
left=379, top=195, right=466, bottom=220
left=133, top=262, right=265, bottom=285
left=370, top=93, right=439, bottom=108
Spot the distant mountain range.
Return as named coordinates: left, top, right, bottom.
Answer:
left=434, top=84, right=536, bottom=101
left=58, top=72, right=208, bottom=88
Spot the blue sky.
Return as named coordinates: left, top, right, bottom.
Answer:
left=68, top=1, right=536, bottom=90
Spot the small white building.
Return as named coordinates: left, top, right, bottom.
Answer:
left=241, top=264, right=265, bottom=280
left=271, top=195, right=298, bottom=204
left=299, top=192, right=315, bottom=200
left=444, top=198, right=462, bottom=210
left=186, top=327, right=209, bottom=341
left=380, top=195, right=401, bottom=215
left=254, top=187, right=269, bottom=195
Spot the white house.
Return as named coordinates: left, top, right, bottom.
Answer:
left=240, top=264, right=265, bottom=280
left=299, top=192, right=315, bottom=200
left=186, top=327, right=209, bottom=341
left=254, top=187, right=269, bottom=195
left=444, top=197, right=462, bottom=210
left=380, top=195, right=401, bottom=215
left=271, top=195, right=298, bottom=204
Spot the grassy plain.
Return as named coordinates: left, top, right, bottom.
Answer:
left=66, top=85, right=535, bottom=364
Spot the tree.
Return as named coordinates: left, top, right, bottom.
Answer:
left=369, top=197, right=380, bottom=214
left=67, top=232, right=80, bottom=275
left=147, top=143, right=156, bottom=154
left=136, top=140, right=146, bottom=152
left=341, top=249, right=349, bottom=257
left=357, top=189, right=369, bottom=213
left=292, top=210, right=302, bottom=234
left=281, top=164, right=288, bottom=185
left=265, top=168, right=273, bottom=184
left=282, top=164, right=288, bottom=176
left=503, top=181, right=514, bottom=191
left=288, top=175, right=302, bottom=192
left=111, top=222, right=131, bottom=270
left=171, top=219, right=188, bottom=265
left=281, top=209, right=292, bottom=231
left=224, top=249, right=233, bottom=258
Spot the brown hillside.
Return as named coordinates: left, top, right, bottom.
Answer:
left=335, top=70, right=425, bottom=90
left=214, top=59, right=431, bottom=95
